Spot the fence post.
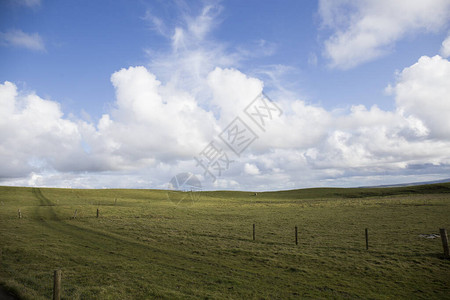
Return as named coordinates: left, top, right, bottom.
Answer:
left=53, top=269, right=61, bottom=300
left=18, top=209, right=22, bottom=219
left=96, top=208, right=99, bottom=218
left=253, top=224, right=255, bottom=241
left=365, top=228, right=369, bottom=250
left=295, top=226, right=298, bottom=245
left=440, top=228, right=449, bottom=258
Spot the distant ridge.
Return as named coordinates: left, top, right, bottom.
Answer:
left=359, top=178, right=450, bottom=188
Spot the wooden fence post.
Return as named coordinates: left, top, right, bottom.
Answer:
left=96, top=208, right=99, bottom=218
left=295, top=226, right=298, bottom=245
left=53, top=269, right=61, bottom=300
left=365, top=228, right=369, bottom=250
left=440, top=228, right=449, bottom=258
left=253, top=224, right=255, bottom=241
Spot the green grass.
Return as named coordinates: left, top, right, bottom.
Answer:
left=0, top=184, right=449, bottom=299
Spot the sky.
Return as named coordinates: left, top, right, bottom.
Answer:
left=1, top=0, right=450, bottom=191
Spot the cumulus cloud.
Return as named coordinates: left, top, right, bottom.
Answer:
left=98, top=66, right=217, bottom=165
left=389, top=55, right=450, bottom=139
left=0, top=81, right=88, bottom=178
left=440, top=35, right=450, bottom=58
left=207, top=67, right=263, bottom=124
left=2, top=3, right=450, bottom=190
left=319, top=0, right=450, bottom=69
left=0, top=29, right=45, bottom=52
left=244, top=163, right=260, bottom=175
left=2, top=50, right=450, bottom=189
left=301, top=53, right=450, bottom=179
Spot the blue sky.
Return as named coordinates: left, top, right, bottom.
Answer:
left=1, top=0, right=450, bottom=190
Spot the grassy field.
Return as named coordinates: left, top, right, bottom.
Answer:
left=0, top=184, right=449, bottom=299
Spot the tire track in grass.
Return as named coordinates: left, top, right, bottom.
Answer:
left=32, top=188, right=54, bottom=206
left=32, top=187, right=59, bottom=220
left=27, top=188, right=229, bottom=298
left=30, top=188, right=185, bottom=262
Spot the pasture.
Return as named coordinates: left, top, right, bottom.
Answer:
left=0, top=184, right=449, bottom=299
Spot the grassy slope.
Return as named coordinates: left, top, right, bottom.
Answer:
left=0, top=184, right=449, bottom=299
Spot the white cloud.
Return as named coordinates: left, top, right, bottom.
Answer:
left=142, top=10, right=168, bottom=36
left=390, top=55, right=450, bottom=139
left=302, top=53, right=450, bottom=175
left=2, top=3, right=450, bottom=191
left=319, top=0, right=450, bottom=69
left=244, top=163, right=260, bottom=175
left=0, top=81, right=88, bottom=178
left=2, top=52, right=450, bottom=190
left=440, top=34, right=450, bottom=58
left=145, top=2, right=237, bottom=103
left=207, top=67, right=263, bottom=124
left=97, top=66, right=217, bottom=165
left=257, top=99, right=331, bottom=150
left=0, top=29, right=45, bottom=52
